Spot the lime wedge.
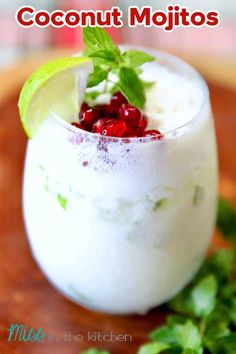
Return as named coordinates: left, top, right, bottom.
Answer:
left=18, top=57, right=93, bottom=138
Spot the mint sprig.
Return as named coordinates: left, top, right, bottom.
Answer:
left=82, top=26, right=155, bottom=109
left=81, top=197, right=236, bottom=354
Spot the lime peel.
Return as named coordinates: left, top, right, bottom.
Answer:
left=18, top=56, right=93, bottom=138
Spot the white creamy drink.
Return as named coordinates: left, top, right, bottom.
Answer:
left=23, top=49, right=218, bottom=314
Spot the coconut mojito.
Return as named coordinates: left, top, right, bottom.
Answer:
left=19, top=28, right=218, bottom=315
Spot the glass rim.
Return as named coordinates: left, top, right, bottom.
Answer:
left=52, top=47, right=209, bottom=144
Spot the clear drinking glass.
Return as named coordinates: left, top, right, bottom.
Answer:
left=23, top=49, right=218, bottom=315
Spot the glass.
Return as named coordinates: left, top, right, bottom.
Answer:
left=23, top=49, right=218, bottom=315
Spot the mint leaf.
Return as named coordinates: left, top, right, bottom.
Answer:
left=57, top=194, right=67, bottom=209
left=138, top=342, right=170, bottom=354
left=169, top=287, right=195, bottom=317
left=192, top=274, right=217, bottom=317
left=84, top=90, right=101, bottom=102
left=150, top=321, right=202, bottom=354
left=118, top=67, right=145, bottom=109
left=88, top=50, right=119, bottom=69
left=82, top=26, right=152, bottom=106
left=205, top=305, right=230, bottom=340
left=169, top=275, right=217, bottom=318
left=121, top=50, right=155, bottom=68
left=89, top=49, right=117, bottom=62
left=193, top=186, right=204, bottom=206
left=229, top=297, right=236, bottom=325
left=81, top=349, right=110, bottom=354
left=197, top=249, right=234, bottom=283
left=83, top=26, right=120, bottom=57
left=142, top=80, right=156, bottom=89
left=167, top=315, right=188, bottom=326
left=150, top=325, right=179, bottom=344
left=174, top=321, right=202, bottom=353
left=210, top=334, right=236, bottom=354
left=87, top=66, right=108, bottom=88
left=153, top=199, right=166, bottom=211
left=182, top=350, right=199, bottom=354
left=217, top=197, right=236, bottom=242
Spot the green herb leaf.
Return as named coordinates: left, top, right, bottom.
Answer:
left=142, top=80, right=156, bottom=89
left=150, top=324, right=179, bottom=344
left=83, top=26, right=120, bottom=60
left=89, top=49, right=117, bottom=62
left=57, top=194, right=68, bottom=210
left=197, top=249, right=234, bottom=284
left=81, top=349, right=110, bottom=354
left=169, top=275, right=217, bottom=318
left=87, top=66, right=108, bottom=88
left=191, top=274, right=217, bottom=317
left=138, top=342, right=170, bottom=354
left=167, top=315, right=188, bottom=326
left=204, top=305, right=231, bottom=347
left=193, top=186, right=204, bottom=206
left=118, top=67, right=145, bottom=109
left=182, top=349, right=199, bottom=354
left=210, top=334, right=236, bottom=354
left=174, top=321, right=202, bottom=352
left=217, top=197, right=236, bottom=242
left=229, top=297, right=236, bottom=325
left=84, top=90, right=101, bottom=102
left=153, top=199, right=166, bottom=211
left=121, top=50, right=155, bottom=68
left=150, top=320, right=202, bottom=353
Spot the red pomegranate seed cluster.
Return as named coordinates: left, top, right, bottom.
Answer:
left=71, top=92, right=163, bottom=139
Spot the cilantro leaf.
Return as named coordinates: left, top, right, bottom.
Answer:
left=87, top=66, right=108, bottom=88
left=121, top=50, right=155, bottom=68
left=217, top=197, right=236, bottom=242
left=118, top=67, right=145, bottom=109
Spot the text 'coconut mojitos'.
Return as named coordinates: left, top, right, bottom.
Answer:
left=19, top=27, right=218, bottom=315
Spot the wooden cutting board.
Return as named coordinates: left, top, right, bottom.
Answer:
left=0, top=64, right=235, bottom=354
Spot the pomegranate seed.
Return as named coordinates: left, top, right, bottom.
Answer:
left=79, top=108, right=99, bottom=128
left=119, top=104, right=142, bottom=127
left=110, top=92, right=128, bottom=112
left=98, top=104, right=116, bottom=116
left=92, top=118, right=110, bottom=134
left=143, top=130, right=163, bottom=139
left=102, top=119, right=127, bottom=137
left=80, top=102, right=89, bottom=113
left=71, top=122, right=85, bottom=130
left=125, top=126, right=141, bottom=137
left=139, top=115, right=148, bottom=132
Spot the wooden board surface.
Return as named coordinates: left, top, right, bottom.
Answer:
left=0, top=77, right=235, bottom=354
